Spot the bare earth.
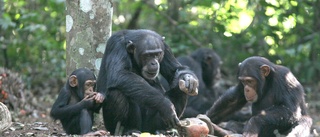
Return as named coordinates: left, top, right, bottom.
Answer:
left=1, top=84, right=320, bottom=137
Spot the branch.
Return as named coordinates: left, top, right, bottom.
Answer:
left=142, top=0, right=202, bottom=47
left=127, top=3, right=143, bottom=29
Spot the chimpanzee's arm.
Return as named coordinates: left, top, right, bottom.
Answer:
left=160, top=44, right=189, bottom=82
left=110, top=71, right=182, bottom=127
left=243, top=105, right=295, bottom=136
left=101, top=42, right=185, bottom=110
left=159, top=44, right=198, bottom=116
left=165, top=86, right=188, bottom=118
left=206, top=84, right=247, bottom=123
left=50, top=87, right=92, bottom=119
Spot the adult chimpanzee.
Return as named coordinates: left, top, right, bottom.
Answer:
left=206, top=56, right=312, bottom=137
left=50, top=68, right=108, bottom=136
left=177, top=48, right=222, bottom=118
left=96, top=29, right=199, bottom=135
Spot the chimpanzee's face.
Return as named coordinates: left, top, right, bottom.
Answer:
left=237, top=57, right=271, bottom=103
left=127, top=35, right=164, bottom=80
left=239, top=76, right=258, bottom=102
left=84, top=80, right=96, bottom=97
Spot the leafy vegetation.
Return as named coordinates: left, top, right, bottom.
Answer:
left=113, top=0, right=320, bottom=84
left=0, top=0, right=66, bottom=92
left=0, top=0, right=320, bottom=135
left=0, top=0, right=319, bottom=89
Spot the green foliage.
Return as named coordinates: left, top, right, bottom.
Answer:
left=0, top=0, right=66, bottom=90
left=0, top=0, right=319, bottom=91
left=112, top=0, right=320, bottom=84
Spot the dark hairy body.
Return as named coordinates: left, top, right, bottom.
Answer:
left=50, top=68, right=108, bottom=136
left=206, top=56, right=312, bottom=137
left=96, top=29, right=199, bottom=135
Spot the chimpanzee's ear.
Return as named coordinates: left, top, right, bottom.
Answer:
left=126, top=40, right=135, bottom=54
left=69, top=75, right=78, bottom=87
left=260, top=64, right=270, bottom=77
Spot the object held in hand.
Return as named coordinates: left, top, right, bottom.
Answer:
left=178, top=115, right=213, bottom=137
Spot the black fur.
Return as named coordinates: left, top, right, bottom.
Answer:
left=177, top=48, right=222, bottom=118
left=206, top=56, right=312, bottom=136
left=96, top=29, right=197, bottom=134
left=50, top=68, right=98, bottom=135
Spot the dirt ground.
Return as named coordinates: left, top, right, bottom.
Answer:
left=1, top=108, right=108, bottom=137
left=1, top=84, right=319, bottom=137
left=1, top=99, right=319, bottom=137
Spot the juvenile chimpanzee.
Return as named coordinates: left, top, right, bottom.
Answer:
left=206, top=56, right=312, bottom=136
left=96, top=29, right=199, bottom=135
left=177, top=48, right=222, bottom=118
left=50, top=68, right=108, bottom=136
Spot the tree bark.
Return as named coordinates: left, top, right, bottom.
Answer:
left=66, top=0, right=113, bottom=76
left=0, top=102, right=12, bottom=132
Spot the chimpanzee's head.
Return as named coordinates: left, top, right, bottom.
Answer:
left=126, top=30, right=165, bottom=80
left=191, top=48, right=222, bottom=87
left=237, top=56, right=273, bottom=103
left=68, top=68, right=96, bottom=99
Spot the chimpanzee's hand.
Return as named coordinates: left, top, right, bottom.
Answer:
left=94, top=92, right=105, bottom=103
left=179, top=74, right=198, bottom=96
left=159, top=98, right=181, bottom=128
left=161, top=109, right=180, bottom=128
left=81, top=95, right=96, bottom=108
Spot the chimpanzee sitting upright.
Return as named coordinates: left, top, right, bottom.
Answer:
left=206, top=56, right=312, bottom=136
left=50, top=68, right=108, bottom=136
left=177, top=48, right=222, bottom=118
left=96, top=29, right=199, bottom=135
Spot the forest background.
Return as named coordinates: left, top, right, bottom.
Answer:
left=0, top=0, right=319, bottom=136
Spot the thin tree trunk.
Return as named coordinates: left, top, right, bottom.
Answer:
left=66, top=0, right=113, bottom=76
left=0, top=102, right=12, bottom=132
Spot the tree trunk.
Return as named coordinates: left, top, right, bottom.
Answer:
left=0, top=102, right=11, bottom=132
left=66, top=0, right=113, bottom=76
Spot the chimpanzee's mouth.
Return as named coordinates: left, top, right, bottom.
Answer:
left=143, top=70, right=159, bottom=80
left=245, top=93, right=257, bottom=102
left=147, top=72, right=157, bottom=76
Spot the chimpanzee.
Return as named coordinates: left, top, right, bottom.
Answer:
left=96, top=29, right=199, bottom=135
left=206, top=56, right=312, bottom=136
left=176, top=48, right=222, bottom=118
left=50, top=68, right=108, bottom=136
